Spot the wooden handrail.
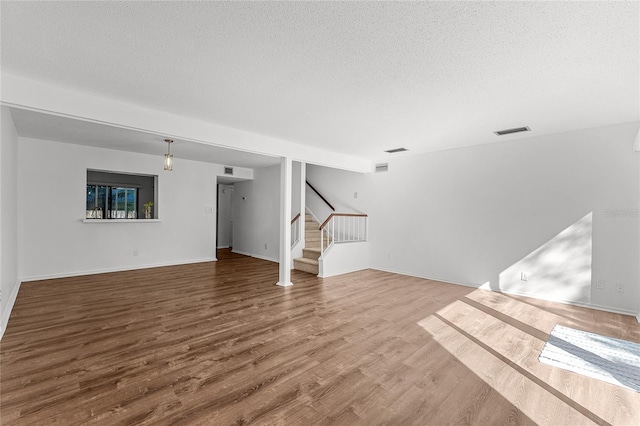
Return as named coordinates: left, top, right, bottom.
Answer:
left=306, top=181, right=335, bottom=212
left=291, top=213, right=301, bottom=225
left=319, top=213, right=368, bottom=230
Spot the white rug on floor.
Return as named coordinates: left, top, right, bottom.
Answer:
left=538, top=325, right=640, bottom=392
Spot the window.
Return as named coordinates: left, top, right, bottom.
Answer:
left=86, top=185, right=138, bottom=219
left=86, top=170, right=156, bottom=220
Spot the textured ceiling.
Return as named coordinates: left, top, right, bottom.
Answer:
left=1, top=1, right=638, bottom=161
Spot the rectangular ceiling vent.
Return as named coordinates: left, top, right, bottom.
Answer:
left=494, top=126, right=531, bottom=136
left=384, top=147, right=408, bottom=154
left=375, top=163, right=389, bottom=173
left=224, top=166, right=234, bottom=175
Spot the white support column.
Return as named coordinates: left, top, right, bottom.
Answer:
left=290, top=161, right=306, bottom=265
left=636, top=127, right=640, bottom=323
left=299, top=162, right=306, bottom=247
left=277, top=156, right=293, bottom=287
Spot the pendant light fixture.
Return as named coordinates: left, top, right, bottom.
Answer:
left=164, top=139, right=173, bottom=171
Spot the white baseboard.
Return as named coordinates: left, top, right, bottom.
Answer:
left=0, top=278, right=22, bottom=341
left=492, top=287, right=638, bottom=317
left=371, top=267, right=638, bottom=319
left=231, top=250, right=279, bottom=264
left=372, top=267, right=481, bottom=289
left=250, top=254, right=279, bottom=263
left=318, top=264, right=367, bottom=278
left=20, top=257, right=217, bottom=283
left=231, top=249, right=252, bottom=257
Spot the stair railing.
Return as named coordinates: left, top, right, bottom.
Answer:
left=291, top=213, right=301, bottom=248
left=306, top=181, right=335, bottom=212
left=320, top=213, right=368, bottom=256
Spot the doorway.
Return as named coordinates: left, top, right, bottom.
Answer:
left=216, top=182, right=234, bottom=256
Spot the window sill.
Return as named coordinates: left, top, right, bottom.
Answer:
left=82, top=219, right=162, bottom=223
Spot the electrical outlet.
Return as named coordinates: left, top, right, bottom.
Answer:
left=354, top=192, right=358, bottom=199
left=616, top=283, right=624, bottom=294
left=520, top=272, right=529, bottom=281
left=264, top=243, right=268, bottom=250
left=596, top=280, right=605, bottom=290
left=133, top=249, right=139, bottom=256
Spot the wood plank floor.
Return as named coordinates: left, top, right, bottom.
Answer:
left=1, top=249, right=639, bottom=425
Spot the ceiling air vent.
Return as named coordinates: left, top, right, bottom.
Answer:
left=375, top=163, right=389, bottom=173
left=494, top=126, right=531, bottom=136
left=384, top=147, right=408, bottom=154
left=224, top=166, right=234, bottom=175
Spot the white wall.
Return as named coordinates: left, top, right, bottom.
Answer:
left=231, top=164, right=281, bottom=262
left=292, top=161, right=301, bottom=218
left=306, top=164, right=370, bottom=226
left=306, top=123, right=639, bottom=315
left=306, top=164, right=372, bottom=213
left=1, top=107, right=20, bottom=339
left=18, top=138, right=220, bottom=280
left=370, top=123, right=640, bottom=314
left=291, top=161, right=305, bottom=262
left=217, top=184, right=233, bottom=248
left=319, top=242, right=371, bottom=278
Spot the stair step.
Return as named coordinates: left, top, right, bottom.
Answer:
left=303, top=241, right=330, bottom=250
left=303, top=248, right=321, bottom=260
left=305, top=234, right=330, bottom=240
left=294, top=257, right=319, bottom=275
left=305, top=238, right=322, bottom=245
left=303, top=214, right=329, bottom=250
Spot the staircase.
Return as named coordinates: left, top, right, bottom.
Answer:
left=294, top=181, right=368, bottom=278
left=293, top=214, right=324, bottom=275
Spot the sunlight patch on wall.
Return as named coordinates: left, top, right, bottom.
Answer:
left=498, top=213, right=593, bottom=304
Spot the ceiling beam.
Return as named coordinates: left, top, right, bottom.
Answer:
left=1, top=73, right=372, bottom=173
